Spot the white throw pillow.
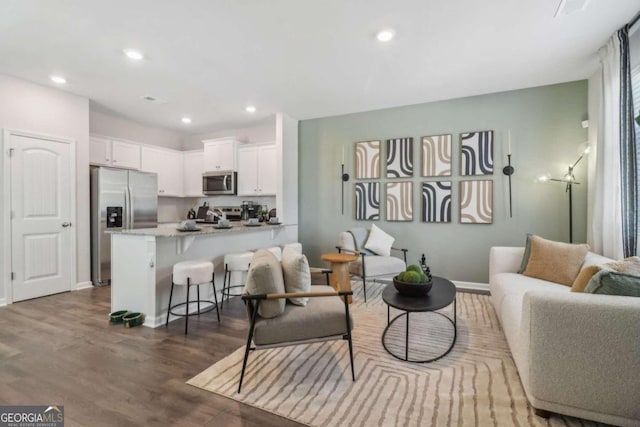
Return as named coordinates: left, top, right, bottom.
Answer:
left=364, top=224, right=394, bottom=256
left=281, top=246, right=311, bottom=306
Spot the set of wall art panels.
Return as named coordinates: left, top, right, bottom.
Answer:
left=353, top=131, right=494, bottom=224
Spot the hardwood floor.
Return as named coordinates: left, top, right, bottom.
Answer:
left=0, top=287, right=304, bottom=427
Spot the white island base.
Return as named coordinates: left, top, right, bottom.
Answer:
left=109, top=224, right=297, bottom=327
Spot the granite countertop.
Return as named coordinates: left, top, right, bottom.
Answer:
left=106, top=223, right=285, bottom=237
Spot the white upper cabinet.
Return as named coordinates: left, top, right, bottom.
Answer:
left=259, top=145, right=277, bottom=195
left=237, top=144, right=277, bottom=196
left=111, top=140, right=141, bottom=170
left=140, top=146, right=183, bottom=197
left=203, top=138, right=238, bottom=172
left=89, top=135, right=140, bottom=170
left=183, top=151, right=205, bottom=197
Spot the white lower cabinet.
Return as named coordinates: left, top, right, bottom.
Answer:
left=140, top=146, right=184, bottom=196
left=183, top=151, right=205, bottom=197
left=237, top=144, right=277, bottom=196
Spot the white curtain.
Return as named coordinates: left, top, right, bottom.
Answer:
left=588, top=34, right=624, bottom=259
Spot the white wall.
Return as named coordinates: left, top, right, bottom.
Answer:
left=90, top=110, right=182, bottom=150
left=181, top=119, right=276, bottom=150
left=0, top=73, right=90, bottom=296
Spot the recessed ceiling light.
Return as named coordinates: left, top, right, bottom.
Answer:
left=123, top=49, right=144, bottom=61
left=245, top=105, right=257, bottom=113
left=50, top=75, right=67, bottom=84
left=181, top=117, right=192, bottom=124
left=376, top=29, right=395, bottom=42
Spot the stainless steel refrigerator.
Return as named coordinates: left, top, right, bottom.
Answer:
left=90, top=166, right=158, bottom=286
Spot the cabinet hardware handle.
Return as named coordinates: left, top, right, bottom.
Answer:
left=62, top=222, right=72, bottom=227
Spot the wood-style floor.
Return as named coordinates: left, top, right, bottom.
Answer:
left=0, top=286, right=304, bottom=427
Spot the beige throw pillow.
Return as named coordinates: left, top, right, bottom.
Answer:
left=244, top=250, right=286, bottom=318
left=281, top=246, right=311, bottom=306
left=571, top=265, right=602, bottom=292
left=522, top=235, right=589, bottom=286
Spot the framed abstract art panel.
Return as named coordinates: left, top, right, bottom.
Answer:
left=459, top=180, right=493, bottom=224
left=355, top=182, right=380, bottom=220
left=386, top=181, right=413, bottom=221
left=460, top=131, right=493, bottom=176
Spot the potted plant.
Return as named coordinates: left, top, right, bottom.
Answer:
left=393, top=264, right=433, bottom=297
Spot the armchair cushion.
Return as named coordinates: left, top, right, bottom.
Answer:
left=244, top=250, right=286, bottom=318
left=253, top=286, right=353, bottom=346
left=281, top=246, right=311, bottom=306
left=364, top=224, right=394, bottom=256
left=350, top=255, right=406, bottom=278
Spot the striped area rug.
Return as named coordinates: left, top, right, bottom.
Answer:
left=188, top=281, right=603, bottom=426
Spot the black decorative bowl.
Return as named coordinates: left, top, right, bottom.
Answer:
left=123, top=312, right=145, bottom=328
left=109, top=310, right=129, bottom=324
left=393, top=276, right=433, bottom=297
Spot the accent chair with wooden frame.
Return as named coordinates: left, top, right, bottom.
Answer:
left=238, top=287, right=355, bottom=393
left=337, top=229, right=408, bottom=302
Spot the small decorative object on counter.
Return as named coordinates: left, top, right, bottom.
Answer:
left=420, top=253, right=432, bottom=280
left=123, top=312, right=145, bottom=328
left=393, top=264, right=433, bottom=297
left=109, top=310, right=129, bottom=324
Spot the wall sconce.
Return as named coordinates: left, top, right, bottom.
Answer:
left=502, top=130, right=515, bottom=218
left=341, top=146, right=350, bottom=215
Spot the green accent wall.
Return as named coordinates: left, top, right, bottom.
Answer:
left=299, top=81, right=588, bottom=283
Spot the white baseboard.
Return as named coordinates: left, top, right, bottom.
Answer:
left=0, top=298, right=6, bottom=307
left=74, top=281, right=93, bottom=291
left=452, top=280, right=489, bottom=294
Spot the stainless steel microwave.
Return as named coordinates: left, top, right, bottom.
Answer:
left=203, top=171, right=237, bottom=195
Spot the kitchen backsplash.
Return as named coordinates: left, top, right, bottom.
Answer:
left=158, top=195, right=276, bottom=223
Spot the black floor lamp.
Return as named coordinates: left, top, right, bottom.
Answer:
left=538, top=148, right=588, bottom=243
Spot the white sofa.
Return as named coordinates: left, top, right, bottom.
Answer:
left=489, top=247, right=640, bottom=427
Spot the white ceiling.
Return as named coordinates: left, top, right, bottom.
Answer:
left=0, top=0, right=638, bottom=134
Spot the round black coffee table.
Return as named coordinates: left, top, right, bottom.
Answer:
left=381, top=276, right=456, bottom=363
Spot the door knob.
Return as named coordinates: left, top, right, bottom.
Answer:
left=62, top=222, right=72, bottom=227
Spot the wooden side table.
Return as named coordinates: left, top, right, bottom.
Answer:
left=321, top=253, right=358, bottom=303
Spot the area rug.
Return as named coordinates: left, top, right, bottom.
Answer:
left=188, top=281, right=603, bottom=426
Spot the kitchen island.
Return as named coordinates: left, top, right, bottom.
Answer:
left=108, top=223, right=297, bottom=327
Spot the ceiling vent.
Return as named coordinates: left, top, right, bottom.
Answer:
left=141, top=95, right=166, bottom=103
left=555, top=0, right=590, bottom=17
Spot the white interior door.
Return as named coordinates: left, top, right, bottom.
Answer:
left=9, top=133, right=74, bottom=302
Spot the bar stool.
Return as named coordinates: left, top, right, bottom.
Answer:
left=264, top=246, right=282, bottom=261
left=167, top=260, right=220, bottom=335
left=222, top=251, right=254, bottom=309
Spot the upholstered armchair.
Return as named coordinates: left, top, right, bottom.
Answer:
left=238, top=248, right=355, bottom=393
left=337, top=228, right=407, bottom=302
left=239, top=287, right=355, bottom=392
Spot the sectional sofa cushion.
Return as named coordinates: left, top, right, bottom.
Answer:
left=281, top=246, right=311, bottom=306
left=522, top=235, right=589, bottom=286
left=244, top=250, right=286, bottom=318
